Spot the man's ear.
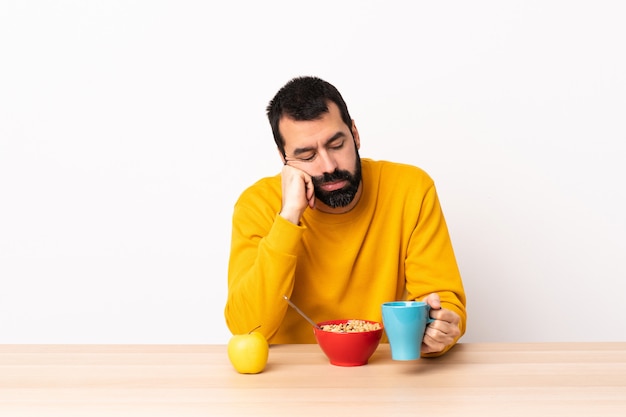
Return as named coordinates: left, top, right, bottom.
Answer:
left=352, top=120, right=361, bottom=149
left=277, top=147, right=287, bottom=164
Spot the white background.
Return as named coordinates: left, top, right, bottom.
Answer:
left=1, top=0, right=625, bottom=344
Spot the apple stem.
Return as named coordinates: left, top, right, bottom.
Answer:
left=248, top=325, right=262, bottom=334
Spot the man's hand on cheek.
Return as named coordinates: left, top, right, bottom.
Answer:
left=279, top=164, right=315, bottom=224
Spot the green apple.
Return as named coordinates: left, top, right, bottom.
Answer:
left=227, top=327, right=269, bottom=374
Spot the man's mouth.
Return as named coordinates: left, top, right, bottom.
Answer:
left=319, top=180, right=348, bottom=192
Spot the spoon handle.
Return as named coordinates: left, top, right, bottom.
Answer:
left=283, top=295, right=321, bottom=330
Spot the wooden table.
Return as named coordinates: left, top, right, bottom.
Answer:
left=1, top=343, right=625, bottom=416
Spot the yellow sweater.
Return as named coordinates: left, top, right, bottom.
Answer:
left=225, top=158, right=466, bottom=352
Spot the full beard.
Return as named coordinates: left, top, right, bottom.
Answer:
left=311, top=151, right=362, bottom=208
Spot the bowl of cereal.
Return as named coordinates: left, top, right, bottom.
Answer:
left=313, top=319, right=384, bottom=366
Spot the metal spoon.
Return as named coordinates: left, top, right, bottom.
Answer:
left=283, top=295, right=321, bottom=330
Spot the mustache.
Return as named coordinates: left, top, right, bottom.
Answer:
left=311, top=169, right=352, bottom=186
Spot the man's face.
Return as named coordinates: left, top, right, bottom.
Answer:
left=279, top=101, right=362, bottom=211
left=309, top=151, right=361, bottom=208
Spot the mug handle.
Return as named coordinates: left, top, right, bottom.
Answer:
left=425, top=305, right=435, bottom=324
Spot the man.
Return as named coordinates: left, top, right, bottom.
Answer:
left=225, top=76, right=466, bottom=356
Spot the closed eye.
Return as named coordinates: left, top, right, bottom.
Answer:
left=299, top=153, right=317, bottom=162
left=330, top=141, right=344, bottom=150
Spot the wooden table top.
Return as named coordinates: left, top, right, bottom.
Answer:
left=1, top=342, right=625, bottom=416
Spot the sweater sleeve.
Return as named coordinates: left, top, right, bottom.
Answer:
left=224, top=191, right=306, bottom=340
left=404, top=183, right=467, bottom=356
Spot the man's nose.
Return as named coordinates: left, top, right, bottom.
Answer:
left=316, top=149, right=338, bottom=173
